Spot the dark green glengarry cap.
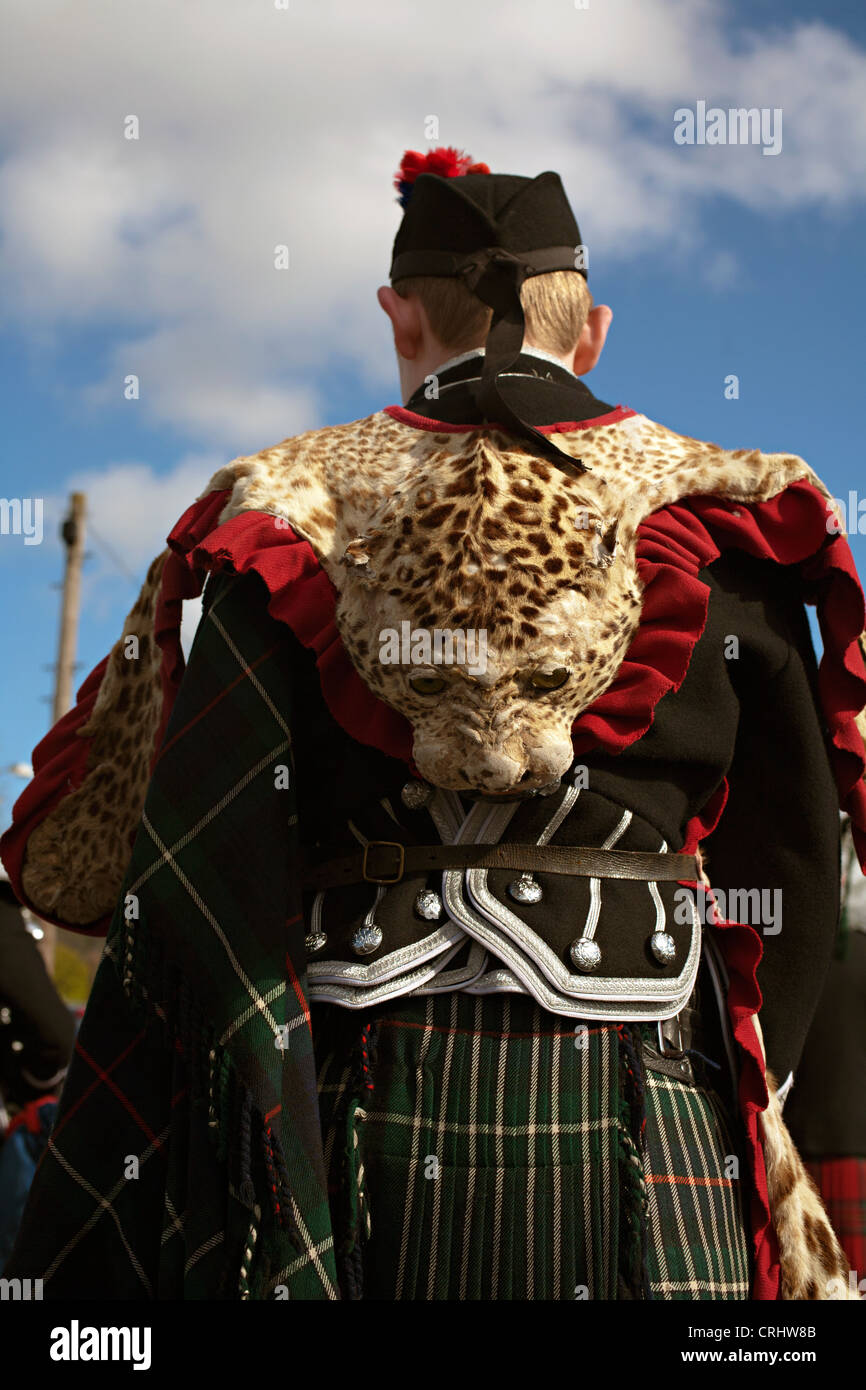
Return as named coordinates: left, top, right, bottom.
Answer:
left=390, top=146, right=588, bottom=474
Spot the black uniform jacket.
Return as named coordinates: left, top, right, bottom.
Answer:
left=287, top=351, right=842, bottom=1083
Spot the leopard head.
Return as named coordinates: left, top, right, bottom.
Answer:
left=335, top=447, right=641, bottom=795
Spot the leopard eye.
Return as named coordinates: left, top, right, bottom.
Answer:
left=409, top=673, right=447, bottom=696
left=529, top=667, right=571, bottom=692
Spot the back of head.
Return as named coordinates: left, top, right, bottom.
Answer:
left=392, top=268, right=592, bottom=357
left=389, top=147, right=592, bottom=357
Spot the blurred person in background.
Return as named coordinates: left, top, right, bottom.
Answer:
left=0, top=866, right=75, bottom=1269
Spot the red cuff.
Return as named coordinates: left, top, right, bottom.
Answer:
left=0, top=657, right=112, bottom=935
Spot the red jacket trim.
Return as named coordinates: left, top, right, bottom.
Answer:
left=382, top=403, right=637, bottom=433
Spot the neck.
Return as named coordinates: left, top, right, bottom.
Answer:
left=399, top=342, right=577, bottom=404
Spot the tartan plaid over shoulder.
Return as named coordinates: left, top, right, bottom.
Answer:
left=5, top=571, right=339, bottom=1299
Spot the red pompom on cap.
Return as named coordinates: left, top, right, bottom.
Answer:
left=394, top=146, right=491, bottom=208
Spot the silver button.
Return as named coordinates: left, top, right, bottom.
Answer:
left=650, top=931, right=676, bottom=965
left=414, top=890, right=442, bottom=921
left=570, top=937, right=602, bottom=972
left=352, top=924, right=383, bottom=956
left=508, top=874, right=543, bottom=904
left=401, top=780, right=433, bottom=811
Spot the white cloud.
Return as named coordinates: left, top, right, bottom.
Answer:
left=68, top=454, right=219, bottom=574
left=0, top=0, right=864, bottom=442
left=82, top=324, right=320, bottom=452
left=43, top=453, right=223, bottom=620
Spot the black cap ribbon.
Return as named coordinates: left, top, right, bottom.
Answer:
left=390, top=244, right=589, bottom=476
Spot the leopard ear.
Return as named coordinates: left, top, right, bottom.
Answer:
left=340, top=531, right=386, bottom=585
left=341, top=536, right=372, bottom=569
left=592, top=519, right=619, bottom=568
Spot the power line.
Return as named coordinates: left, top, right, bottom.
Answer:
left=86, top=520, right=140, bottom=586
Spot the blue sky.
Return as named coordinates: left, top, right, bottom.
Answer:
left=1, top=0, right=865, bottom=828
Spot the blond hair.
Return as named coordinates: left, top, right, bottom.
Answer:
left=392, top=268, right=592, bottom=357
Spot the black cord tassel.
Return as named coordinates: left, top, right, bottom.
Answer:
left=616, top=1023, right=651, bottom=1300
left=238, top=1084, right=256, bottom=1209
left=618, top=1023, right=647, bottom=1154
left=343, top=1239, right=364, bottom=1302
left=267, top=1126, right=303, bottom=1248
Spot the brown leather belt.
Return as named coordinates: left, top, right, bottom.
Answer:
left=302, top=841, right=699, bottom=891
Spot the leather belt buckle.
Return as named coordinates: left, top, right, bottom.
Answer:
left=657, top=1015, right=685, bottom=1059
left=362, top=841, right=405, bottom=885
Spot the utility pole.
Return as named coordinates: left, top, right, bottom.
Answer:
left=53, top=493, right=86, bottom=725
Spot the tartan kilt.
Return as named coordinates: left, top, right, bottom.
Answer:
left=804, top=1157, right=866, bottom=1280
left=314, top=992, right=751, bottom=1301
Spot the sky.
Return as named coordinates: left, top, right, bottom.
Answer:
left=1, top=0, right=865, bottom=827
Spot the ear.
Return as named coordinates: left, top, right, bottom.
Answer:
left=377, top=286, right=425, bottom=361
left=572, top=304, right=613, bottom=375
left=341, top=534, right=372, bottom=574
left=341, top=531, right=387, bottom=586
left=592, top=518, right=618, bottom=568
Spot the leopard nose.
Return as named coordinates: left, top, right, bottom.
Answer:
left=469, top=750, right=527, bottom=793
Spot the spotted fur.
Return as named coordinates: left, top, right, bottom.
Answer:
left=207, top=410, right=833, bottom=792
left=20, top=551, right=167, bottom=925
left=20, top=410, right=862, bottom=898
left=758, top=1043, right=861, bottom=1299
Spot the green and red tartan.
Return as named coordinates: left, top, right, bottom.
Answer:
left=6, top=571, right=338, bottom=1299
left=5, top=568, right=751, bottom=1300
left=641, top=1066, right=751, bottom=1298
left=314, top=995, right=751, bottom=1300
left=804, top=1158, right=866, bottom=1280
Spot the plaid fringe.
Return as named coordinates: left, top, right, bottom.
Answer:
left=118, top=922, right=307, bottom=1292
